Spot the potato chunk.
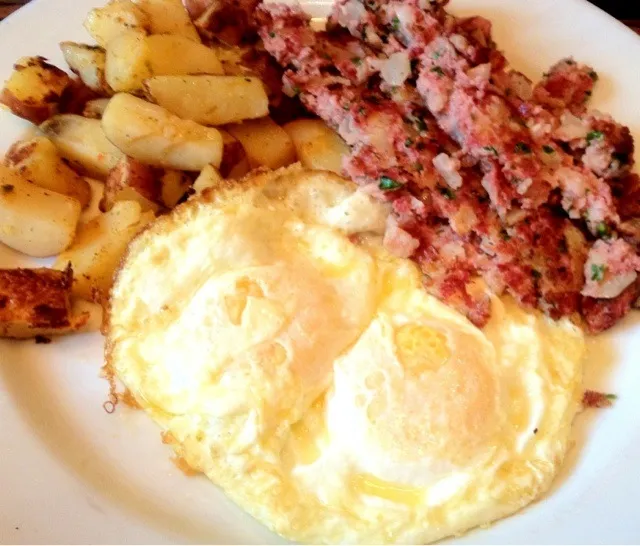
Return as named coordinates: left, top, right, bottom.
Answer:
left=40, top=114, right=124, bottom=179
left=144, top=75, right=268, bottom=126
left=161, top=170, right=192, bottom=208
left=0, top=56, right=71, bottom=124
left=191, top=163, right=223, bottom=198
left=101, top=156, right=162, bottom=213
left=133, top=0, right=200, bottom=42
left=84, top=0, right=150, bottom=48
left=0, top=266, right=100, bottom=338
left=105, top=34, right=223, bottom=93
left=0, top=166, right=82, bottom=257
left=60, top=42, right=112, bottom=96
left=226, top=117, right=296, bottom=170
left=5, top=137, right=92, bottom=208
left=83, top=98, right=111, bottom=119
left=54, top=200, right=154, bottom=303
left=102, top=93, right=223, bottom=171
left=283, top=119, right=349, bottom=175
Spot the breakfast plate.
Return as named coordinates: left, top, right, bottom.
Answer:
left=1, top=0, right=640, bottom=544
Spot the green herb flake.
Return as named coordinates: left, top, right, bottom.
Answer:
left=351, top=57, right=363, bottom=66
left=431, top=50, right=442, bottom=60
left=292, top=86, right=301, bottom=96
left=605, top=393, right=618, bottom=400
left=542, top=145, right=555, bottom=154
left=596, top=222, right=610, bottom=238
left=391, top=15, right=400, bottom=31
left=500, top=229, right=511, bottom=241
left=586, top=130, right=604, bottom=144
left=379, top=176, right=402, bottom=191
left=588, top=70, right=598, bottom=81
left=438, top=186, right=455, bottom=200
left=414, top=118, right=427, bottom=133
left=591, top=263, right=606, bottom=282
left=483, top=145, right=498, bottom=156
left=1, top=184, right=14, bottom=193
left=414, top=162, right=424, bottom=172
left=514, top=142, right=531, bottom=154
left=430, top=66, right=445, bottom=77
left=268, top=31, right=276, bottom=38
left=405, top=138, right=414, bottom=147
left=342, top=103, right=351, bottom=111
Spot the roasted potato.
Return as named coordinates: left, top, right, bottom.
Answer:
left=191, top=0, right=256, bottom=46
left=283, top=119, right=349, bottom=175
left=0, top=56, right=71, bottom=124
left=161, top=170, right=192, bottom=208
left=5, top=137, right=92, bottom=208
left=84, top=0, right=150, bottom=48
left=226, top=117, right=296, bottom=170
left=54, top=200, right=154, bottom=303
left=102, top=93, right=223, bottom=171
left=133, top=0, right=200, bottom=42
left=101, top=156, right=162, bottom=213
left=0, top=166, right=82, bottom=257
left=40, top=114, right=124, bottom=179
left=83, top=97, right=111, bottom=119
left=218, top=128, right=248, bottom=178
left=191, top=163, right=223, bottom=197
left=105, top=33, right=223, bottom=93
left=0, top=266, right=101, bottom=338
left=60, top=42, right=112, bottom=96
left=144, top=75, right=268, bottom=126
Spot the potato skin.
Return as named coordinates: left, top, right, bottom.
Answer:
left=226, top=117, right=297, bottom=170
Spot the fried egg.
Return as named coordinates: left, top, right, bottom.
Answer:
left=107, top=165, right=585, bottom=544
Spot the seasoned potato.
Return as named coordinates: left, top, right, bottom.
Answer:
left=133, top=0, right=200, bottom=42
left=83, top=97, right=111, bottom=119
left=101, top=156, right=162, bottom=213
left=0, top=56, right=71, bottom=124
left=283, top=119, right=349, bottom=175
left=102, top=93, right=223, bottom=171
left=191, top=163, right=223, bottom=198
left=0, top=266, right=101, bottom=338
left=226, top=117, right=296, bottom=170
left=0, top=166, right=81, bottom=257
left=144, top=75, right=267, bottom=126
left=218, top=128, right=248, bottom=177
left=191, top=0, right=253, bottom=46
left=41, top=114, right=124, bottom=179
left=161, top=170, right=192, bottom=208
left=84, top=0, right=150, bottom=48
left=5, top=137, right=92, bottom=208
left=105, top=33, right=222, bottom=93
left=60, top=42, right=112, bottom=96
left=54, top=200, right=154, bottom=303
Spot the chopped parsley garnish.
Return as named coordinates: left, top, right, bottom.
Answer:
left=591, top=263, right=606, bottom=282
left=391, top=15, right=400, bottom=31
left=379, top=176, right=402, bottom=191
left=542, top=145, right=555, bottom=154
left=359, top=106, right=366, bottom=115
left=588, top=70, right=598, bottom=81
left=431, top=50, right=442, bottom=60
left=1, top=184, right=14, bottom=193
left=405, top=138, right=414, bottom=147
left=596, top=222, right=610, bottom=238
left=586, top=130, right=604, bottom=144
left=351, top=57, right=362, bottom=66
left=531, top=269, right=542, bottom=279
left=430, top=66, right=445, bottom=77
left=414, top=162, right=424, bottom=172
left=514, top=142, right=531, bottom=154
left=483, top=145, right=498, bottom=156
left=342, top=103, right=351, bottom=111
left=438, top=186, right=455, bottom=200
left=414, top=118, right=427, bottom=133
left=500, top=229, right=511, bottom=241
left=605, top=393, right=618, bottom=400
left=292, top=86, right=301, bottom=96
left=268, top=31, right=275, bottom=38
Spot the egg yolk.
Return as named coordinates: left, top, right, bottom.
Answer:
left=394, top=324, right=451, bottom=375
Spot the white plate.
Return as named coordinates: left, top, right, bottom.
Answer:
left=0, top=0, right=639, bottom=543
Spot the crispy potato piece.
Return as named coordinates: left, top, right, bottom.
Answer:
left=144, top=75, right=267, bottom=126
left=218, top=129, right=247, bottom=178
left=102, top=93, right=223, bottom=171
left=283, top=119, right=349, bottom=175
left=191, top=163, right=223, bottom=197
left=58, top=78, right=101, bottom=116
left=191, top=0, right=257, bottom=46
left=0, top=56, right=71, bottom=124
left=0, top=166, right=82, bottom=257
left=83, top=98, right=111, bottom=119
left=40, top=114, right=124, bottom=179
left=105, top=33, right=222, bottom=93
left=60, top=42, right=112, bottom=96
left=5, top=137, right=92, bottom=208
left=226, top=117, right=296, bottom=170
left=0, top=266, right=101, bottom=338
left=54, top=200, right=154, bottom=303
left=132, top=0, right=200, bottom=42
left=84, top=0, right=150, bottom=48
left=101, top=156, right=162, bottom=213
left=161, top=170, right=192, bottom=208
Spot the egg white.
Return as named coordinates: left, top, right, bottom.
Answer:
left=107, top=165, right=585, bottom=545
